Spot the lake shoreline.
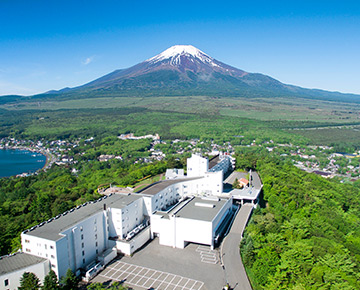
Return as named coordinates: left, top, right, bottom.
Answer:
left=0, top=146, right=53, bottom=178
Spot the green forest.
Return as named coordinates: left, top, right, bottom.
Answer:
left=238, top=150, right=360, bottom=289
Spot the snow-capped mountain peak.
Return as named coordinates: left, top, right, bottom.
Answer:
left=147, top=45, right=218, bottom=67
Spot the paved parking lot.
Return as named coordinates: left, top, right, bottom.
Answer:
left=196, top=246, right=218, bottom=264
left=99, top=261, right=204, bottom=290
left=92, top=238, right=225, bottom=290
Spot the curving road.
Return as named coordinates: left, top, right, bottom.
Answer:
left=221, top=203, right=253, bottom=290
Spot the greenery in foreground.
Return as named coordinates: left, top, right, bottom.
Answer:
left=239, top=149, right=360, bottom=289
left=19, top=268, right=128, bottom=289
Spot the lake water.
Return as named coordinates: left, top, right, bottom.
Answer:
left=0, top=149, right=46, bottom=178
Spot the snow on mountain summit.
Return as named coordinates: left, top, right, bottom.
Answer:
left=147, top=45, right=219, bottom=67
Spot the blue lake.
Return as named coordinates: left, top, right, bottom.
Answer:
left=0, top=149, right=46, bottom=178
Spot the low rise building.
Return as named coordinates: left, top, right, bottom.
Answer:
left=7, top=153, right=239, bottom=284
left=0, top=253, right=49, bottom=290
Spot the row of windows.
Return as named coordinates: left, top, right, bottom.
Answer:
left=24, top=240, right=53, bottom=250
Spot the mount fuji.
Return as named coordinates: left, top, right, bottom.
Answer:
left=26, top=45, right=360, bottom=102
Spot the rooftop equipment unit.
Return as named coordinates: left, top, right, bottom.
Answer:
left=195, top=202, right=215, bottom=208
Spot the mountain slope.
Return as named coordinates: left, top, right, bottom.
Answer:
left=4, top=45, right=360, bottom=103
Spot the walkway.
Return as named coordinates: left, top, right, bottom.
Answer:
left=221, top=203, right=253, bottom=290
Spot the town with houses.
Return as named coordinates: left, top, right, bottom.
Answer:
left=1, top=134, right=359, bottom=182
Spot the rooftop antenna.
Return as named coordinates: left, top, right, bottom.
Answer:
left=249, top=169, right=252, bottom=187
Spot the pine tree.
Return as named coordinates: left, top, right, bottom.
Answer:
left=18, top=272, right=40, bottom=290
left=232, top=178, right=240, bottom=189
left=60, top=269, right=78, bottom=290
left=42, top=270, right=59, bottom=290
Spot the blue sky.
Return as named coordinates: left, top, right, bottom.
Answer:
left=1, top=0, right=360, bottom=96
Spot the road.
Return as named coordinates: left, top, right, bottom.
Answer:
left=221, top=203, right=253, bottom=290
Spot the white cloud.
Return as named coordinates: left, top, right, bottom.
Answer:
left=82, top=56, right=95, bottom=65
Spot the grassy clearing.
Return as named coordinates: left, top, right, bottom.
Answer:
left=3, top=96, right=360, bottom=124
left=290, top=125, right=360, bottom=146
left=132, top=174, right=166, bottom=191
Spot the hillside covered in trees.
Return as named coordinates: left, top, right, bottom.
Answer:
left=239, top=150, right=360, bottom=289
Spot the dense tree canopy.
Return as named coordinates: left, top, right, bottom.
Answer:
left=240, top=154, right=360, bottom=289
left=18, top=272, right=40, bottom=290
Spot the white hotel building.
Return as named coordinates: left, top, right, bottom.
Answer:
left=1, top=153, right=235, bottom=289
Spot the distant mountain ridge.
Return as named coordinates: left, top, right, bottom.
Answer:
left=2, top=45, right=360, bottom=103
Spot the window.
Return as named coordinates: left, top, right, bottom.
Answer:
left=95, top=242, right=98, bottom=247
left=51, top=255, right=55, bottom=259
left=82, top=243, right=84, bottom=248
left=83, top=258, right=85, bottom=264
left=25, top=248, right=31, bottom=253
left=50, top=245, right=54, bottom=249
left=82, top=250, right=85, bottom=256
left=81, top=234, right=84, bottom=240
left=44, top=244, right=47, bottom=249
left=96, top=249, right=98, bottom=254
left=95, top=234, right=97, bottom=240
left=80, top=226, right=83, bottom=231
left=25, top=239, right=30, bottom=243
left=94, top=219, right=97, bottom=224
left=94, top=226, right=97, bottom=232
left=51, top=264, right=56, bottom=268
left=4, top=279, right=9, bottom=286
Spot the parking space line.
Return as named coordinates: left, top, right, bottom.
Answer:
left=182, top=279, right=191, bottom=290
left=187, top=280, right=197, bottom=290
left=142, top=269, right=157, bottom=286
left=164, top=275, right=177, bottom=290
left=157, top=273, right=169, bottom=289
left=174, top=277, right=184, bottom=289
left=99, top=261, right=204, bottom=290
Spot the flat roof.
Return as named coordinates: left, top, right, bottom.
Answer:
left=174, top=197, right=229, bottom=222
left=24, top=194, right=142, bottom=241
left=137, top=177, right=201, bottom=196
left=208, top=155, right=220, bottom=170
left=0, top=252, right=47, bottom=275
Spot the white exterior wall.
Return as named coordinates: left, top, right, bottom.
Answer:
left=108, top=208, right=122, bottom=239
left=150, top=215, right=175, bottom=247
left=165, top=169, right=184, bottom=179
left=151, top=197, right=233, bottom=249
left=21, top=234, right=57, bottom=275
left=142, top=186, right=181, bottom=215
left=0, top=259, right=50, bottom=290
left=116, top=227, right=151, bottom=255
left=187, top=154, right=208, bottom=177
left=175, top=219, right=213, bottom=248
left=198, top=172, right=223, bottom=195
left=56, top=210, right=107, bottom=278
left=108, top=198, right=145, bottom=240
left=22, top=210, right=109, bottom=279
